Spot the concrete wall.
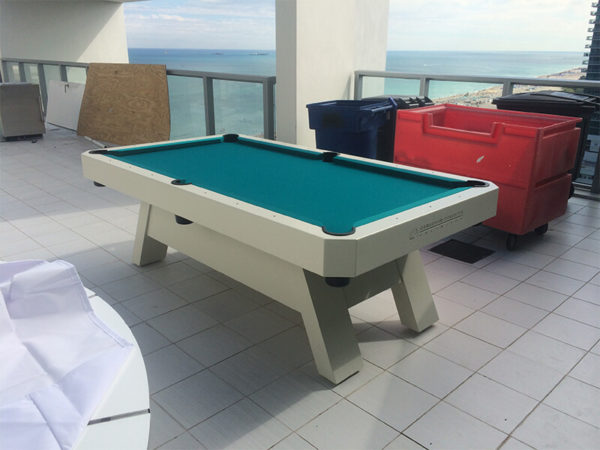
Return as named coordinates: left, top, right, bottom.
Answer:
left=0, top=1, right=129, bottom=63
left=276, top=0, right=389, bottom=146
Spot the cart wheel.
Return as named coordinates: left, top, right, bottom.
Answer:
left=535, top=223, right=549, bottom=235
left=569, top=183, right=575, bottom=198
left=506, top=234, right=518, bottom=251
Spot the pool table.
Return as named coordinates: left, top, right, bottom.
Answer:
left=82, top=134, right=498, bottom=384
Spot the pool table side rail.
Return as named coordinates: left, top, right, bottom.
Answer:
left=81, top=141, right=498, bottom=278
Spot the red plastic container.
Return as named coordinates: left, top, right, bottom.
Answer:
left=394, top=104, right=581, bottom=239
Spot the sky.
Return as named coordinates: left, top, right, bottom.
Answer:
left=124, top=0, right=592, bottom=52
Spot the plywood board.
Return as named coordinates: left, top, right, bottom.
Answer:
left=46, top=81, right=85, bottom=130
left=77, top=63, right=170, bottom=145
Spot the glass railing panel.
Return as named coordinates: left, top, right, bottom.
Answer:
left=167, top=75, right=206, bottom=140
left=43, top=64, right=61, bottom=84
left=66, top=67, right=87, bottom=84
left=5, top=62, right=20, bottom=81
left=213, top=79, right=263, bottom=137
left=427, top=80, right=498, bottom=108
left=23, top=64, right=39, bottom=84
left=382, top=78, right=420, bottom=97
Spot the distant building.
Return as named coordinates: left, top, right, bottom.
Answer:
left=583, top=1, right=600, bottom=191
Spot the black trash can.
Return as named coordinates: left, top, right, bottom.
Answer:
left=363, top=95, right=434, bottom=162
left=492, top=91, right=600, bottom=183
left=307, top=99, right=395, bottom=159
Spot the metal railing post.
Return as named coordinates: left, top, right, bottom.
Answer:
left=262, top=77, right=276, bottom=139
left=354, top=72, right=363, bottom=99
left=203, top=76, right=216, bottom=135
left=59, top=64, right=68, bottom=82
left=37, top=64, right=48, bottom=112
left=419, top=77, right=430, bottom=97
left=18, top=62, right=26, bottom=82
left=501, top=81, right=514, bottom=96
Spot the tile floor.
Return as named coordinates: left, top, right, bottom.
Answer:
left=1, top=126, right=600, bottom=450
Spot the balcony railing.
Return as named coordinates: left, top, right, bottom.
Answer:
left=0, top=58, right=276, bottom=140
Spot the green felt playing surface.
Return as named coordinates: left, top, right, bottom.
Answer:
left=105, top=136, right=469, bottom=234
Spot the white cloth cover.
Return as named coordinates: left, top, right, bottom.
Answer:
left=0, top=260, right=133, bottom=450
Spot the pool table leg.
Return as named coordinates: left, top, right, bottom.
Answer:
left=391, top=250, right=438, bottom=332
left=132, top=202, right=168, bottom=266
left=301, top=271, right=363, bottom=384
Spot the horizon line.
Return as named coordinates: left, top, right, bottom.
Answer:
left=128, top=47, right=583, bottom=53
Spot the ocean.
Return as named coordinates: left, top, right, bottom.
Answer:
left=128, top=48, right=583, bottom=138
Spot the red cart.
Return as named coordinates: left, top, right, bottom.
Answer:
left=394, top=104, right=581, bottom=249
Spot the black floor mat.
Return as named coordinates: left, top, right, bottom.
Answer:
left=430, top=239, right=494, bottom=264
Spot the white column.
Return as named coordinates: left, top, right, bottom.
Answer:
left=275, top=0, right=389, bottom=146
left=0, top=1, right=130, bottom=64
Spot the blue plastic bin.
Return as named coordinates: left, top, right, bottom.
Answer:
left=307, top=100, right=394, bottom=159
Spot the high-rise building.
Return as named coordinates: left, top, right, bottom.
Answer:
left=583, top=1, right=600, bottom=192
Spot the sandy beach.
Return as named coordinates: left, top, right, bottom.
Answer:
left=431, top=67, right=585, bottom=108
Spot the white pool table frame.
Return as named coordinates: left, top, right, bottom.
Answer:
left=82, top=135, right=498, bottom=384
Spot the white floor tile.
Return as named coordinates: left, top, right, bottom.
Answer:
left=561, top=246, right=600, bottom=268
left=445, top=374, right=537, bottom=433
left=525, top=270, right=585, bottom=296
left=376, top=316, right=448, bottom=346
left=79, top=259, right=138, bottom=285
left=190, top=398, right=291, bottom=450
left=479, top=351, right=563, bottom=400
left=331, top=360, right=383, bottom=398
left=349, top=290, right=399, bottom=323
left=210, top=346, right=289, bottom=395
left=555, top=298, right=600, bottom=328
left=348, top=372, right=437, bottom=431
left=482, top=297, right=547, bottom=328
left=147, top=304, right=218, bottom=342
left=544, top=376, right=600, bottom=428
left=388, top=348, right=472, bottom=398
left=167, top=274, right=229, bottom=302
left=147, top=400, right=186, bottom=450
left=404, top=402, right=506, bottom=450
left=433, top=296, right=475, bottom=326
left=572, top=282, right=600, bottom=305
left=424, top=329, right=500, bottom=371
left=123, top=288, right=188, bottom=321
left=500, top=249, right=555, bottom=269
left=384, top=434, right=426, bottom=450
left=543, top=258, right=599, bottom=282
left=513, top=404, right=600, bottom=450
left=357, top=327, right=418, bottom=369
left=498, top=438, right=534, bottom=450
left=503, top=283, right=567, bottom=312
left=157, top=432, right=204, bottom=450
left=455, top=311, right=526, bottom=348
left=144, top=345, right=204, bottom=394
left=144, top=261, right=202, bottom=286
left=177, top=324, right=252, bottom=367
left=270, top=433, right=315, bottom=450
left=225, top=307, right=295, bottom=344
left=461, top=269, right=521, bottom=295
left=435, top=281, right=498, bottom=310
left=195, top=289, right=260, bottom=322
left=508, top=331, right=584, bottom=374
left=482, top=259, right=538, bottom=281
left=250, top=370, right=340, bottom=430
left=259, top=326, right=314, bottom=370
left=131, top=323, right=170, bottom=355
left=153, top=370, right=244, bottom=429
left=298, top=399, right=398, bottom=450
left=533, top=313, right=600, bottom=350
left=100, top=273, right=162, bottom=302
left=570, top=352, right=600, bottom=388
